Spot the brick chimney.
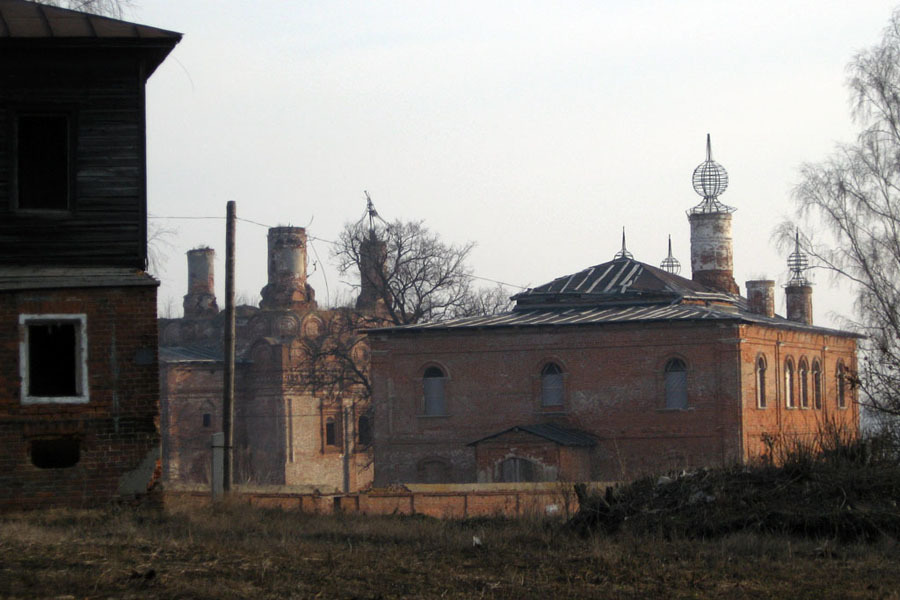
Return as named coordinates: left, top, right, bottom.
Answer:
left=745, top=280, right=775, bottom=318
left=689, top=212, right=739, bottom=295
left=182, top=247, right=218, bottom=318
left=260, top=227, right=315, bottom=311
left=785, top=285, right=813, bottom=325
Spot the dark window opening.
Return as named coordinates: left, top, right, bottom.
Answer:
left=31, top=437, right=80, bottom=469
left=202, top=413, right=211, bottom=428
left=813, top=361, right=822, bottom=409
left=664, top=358, right=688, bottom=409
left=799, top=360, right=810, bottom=408
left=325, top=417, right=341, bottom=447
left=541, top=362, right=564, bottom=407
left=500, top=457, right=537, bottom=483
left=785, top=359, right=795, bottom=408
left=358, top=414, right=372, bottom=447
left=28, top=322, right=77, bottom=397
left=17, top=114, right=70, bottom=211
left=423, top=366, right=446, bottom=416
left=837, top=362, right=847, bottom=408
left=757, top=356, right=767, bottom=408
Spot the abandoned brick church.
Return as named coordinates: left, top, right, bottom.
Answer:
left=369, top=139, right=860, bottom=485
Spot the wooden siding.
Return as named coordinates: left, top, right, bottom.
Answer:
left=0, top=50, right=147, bottom=268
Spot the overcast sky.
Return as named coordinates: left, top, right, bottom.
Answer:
left=135, top=1, right=897, bottom=326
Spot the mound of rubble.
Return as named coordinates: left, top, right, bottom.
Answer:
left=569, top=453, right=900, bottom=541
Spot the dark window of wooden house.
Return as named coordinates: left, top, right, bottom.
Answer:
left=16, top=114, right=70, bottom=211
left=28, top=322, right=77, bottom=396
left=31, top=437, right=80, bottom=469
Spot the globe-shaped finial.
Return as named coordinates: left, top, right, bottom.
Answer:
left=787, top=229, right=810, bottom=286
left=692, top=134, right=729, bottom=199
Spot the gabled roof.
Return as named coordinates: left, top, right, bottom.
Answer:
left=0, top=0, right=181, bottom=76
left=468, top=423, right=597, bottom=447
left=513, top=256, right=732, bottom=308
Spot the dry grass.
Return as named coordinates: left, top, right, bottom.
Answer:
left=0, top=499, right=899, bottom=599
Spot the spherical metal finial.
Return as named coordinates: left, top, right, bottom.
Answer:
left=659, top=235, right=681, bottom=275
left=787, top=229, right=810, bottom=286
left=692, top=134, right=729, bottom=199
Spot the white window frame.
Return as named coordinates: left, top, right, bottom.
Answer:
left=19, top=313, right=89, bottom=404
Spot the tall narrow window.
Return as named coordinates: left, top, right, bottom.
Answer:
left=785, top=358, right=795, bottom=408
left=16, top=114, right=71, bottom=211
left=325, top=417, right=341, bottom=447
left=20, top=314, right=88, bottom=404
left=837, top=361, right=847, bottom=409
left=357, top=413, right=372, bottom=447
left=541, top=362, right=564, bottom=407
left=812, top=360, right=822, bottom=409
left=756, top=355, right=767, bottom=408
left=664, top=358, right=688, bottom=409
left=423, top=366, right=446, bottom=416
left=799, top=358, right=809, bottom=408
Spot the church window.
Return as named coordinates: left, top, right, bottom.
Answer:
left=836, top=361, right=847, bottom=409
left=423, top=366, right=446, bottom=416
left=799, top=358, right=809, bottom=408
left=664, top=358, right=687, bottom=409
left=812, top=360, right=822, bottom=409
left=756, top=355, right=767, bottom=408
left=540, top=362, right=564, bottom=407
left=785, top=358, right=795, bottom=409
left=357, top=413, right=372, bottom=447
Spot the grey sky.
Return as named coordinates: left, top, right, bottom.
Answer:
left=138, top=1, right=897, bottom=325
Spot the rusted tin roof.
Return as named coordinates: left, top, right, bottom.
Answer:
left=0, top=266, right=157, bottom=290
left=0, top=0, right=181, bottom=75
left=469, top=423, right=597, bottom=447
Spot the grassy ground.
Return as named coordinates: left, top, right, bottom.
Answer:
left=1, top=499, right=899, bottom=599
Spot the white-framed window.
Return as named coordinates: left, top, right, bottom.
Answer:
left=19, top=314, right=88, bottom=404
left=664, top=358, right=688, bottom=409
left=540, top=362, right=564, bottom=407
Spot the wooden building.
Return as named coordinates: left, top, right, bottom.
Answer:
left=0, top=0, right=180, bottom=509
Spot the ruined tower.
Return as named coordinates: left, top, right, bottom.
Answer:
left=687, top=135, right=739, bottom=295
left=183, top=247, right=218, bottom=318
left=259, top=227, right=315, bottom=311
left=785, top=230, right=813, bottom=325
left=745, top=279, right=775, bottom=318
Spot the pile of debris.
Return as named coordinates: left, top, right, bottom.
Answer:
left=569, top=452, right=900, bottom=541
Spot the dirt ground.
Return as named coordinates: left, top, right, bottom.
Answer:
left=1, top=501, right=899, bottom=599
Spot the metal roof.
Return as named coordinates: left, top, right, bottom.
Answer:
left=0, top=266, right=157, bottom=291
left=0, top=0, right=181, bottom=76
left=468, top=423, right=597, bottom=447
left=513, top=256, right=732, bottom=307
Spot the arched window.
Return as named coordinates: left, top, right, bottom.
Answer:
left=423, top=366, right=446, bottom=416
left=500, top=457, right=537, bottom=483
left=837, top=361, right=847, bottom=409
left=357, top=413, right=372, bottom=447
left=664, top=358, right=688, bottom=409
left=799, top=358, right=809, bottom=408
left=785, top=358, right=795, bottom=409
left=812, top=360, right=822, bottom=409
left=756, top=355, right=767, bottom=408
left=541, top=362, right=564, bottom=407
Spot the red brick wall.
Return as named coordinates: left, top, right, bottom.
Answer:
left=0, top=285, right=160, bottom=510
left=371, top=320, right=858, bottom=485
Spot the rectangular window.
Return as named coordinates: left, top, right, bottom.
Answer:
left=15, top=113, right=71, bottom=211
left=19, top=314, right=88, bottom=404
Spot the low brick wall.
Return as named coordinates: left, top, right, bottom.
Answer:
left=163, top=482, right=616, bottom=519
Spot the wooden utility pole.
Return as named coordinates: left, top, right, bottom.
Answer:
left=223, top=200, right=236, bottom=493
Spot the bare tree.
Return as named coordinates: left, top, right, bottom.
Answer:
left=334, top=216, right=510, bottom=326
left=33, top=0, right=134, bottom=19
left=785, top=8, right=900, bottom=429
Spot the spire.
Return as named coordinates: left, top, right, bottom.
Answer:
left=659, top=234, right=681, bottom=275
left=689, top=134, right=735, bottom=214
left=613, top=227, right=633, bottom=260
left=786, top=229, right=810, bottom=286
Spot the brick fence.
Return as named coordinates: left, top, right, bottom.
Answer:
left=163, top=482, right=616, bottom=519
